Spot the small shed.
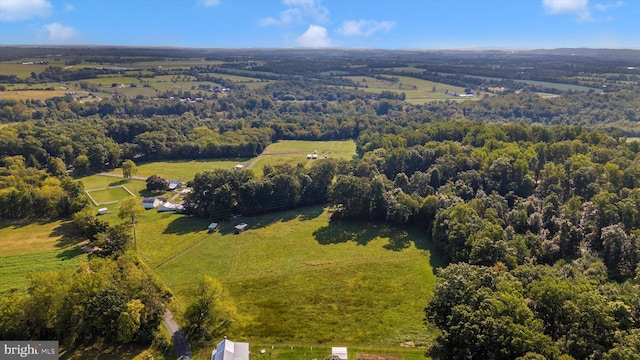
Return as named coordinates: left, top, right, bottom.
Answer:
left=208, top=222, right=219, bottom=232
left=168, top=180, right=182, bottom=190
left=97, top=208, right=108, bottom=215
left=233, top=164, right=244, bottom=171
left=234, top=223, right=248, bottom=234
left=312, top=153, right=318, bottom=159
left=332, top=347, right=348, bottom=360
left=306, top=154, right=312, bottom=159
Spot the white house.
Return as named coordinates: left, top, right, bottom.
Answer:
left=142, top=197, right=163, bottom=209
left=211, top=338, right=249, bottom=360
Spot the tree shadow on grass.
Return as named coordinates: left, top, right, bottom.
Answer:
left=56, top=247, right=85, bottom=260
left=50, top=221, right=84, bottom=249
left=109, top=179, right=129, bottom=187
left=313, top=219, right=396, bottom=246
left=163, top=215, right=210, bottom=235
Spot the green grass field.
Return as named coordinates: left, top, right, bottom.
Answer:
left=86, top=186, right=134, bottom=205
left=0, top=219, right=87, bottom=292
left=192, top=343, right=429, bottom=360
left=0, top=90, right=68, bottom=101
left=248, top=140, right=357, bottom=173
left=138, top=206, right=439, bottom=345
left=102, top=159, right=251, bottom=182
left=342, top=75, right=476, bottom=104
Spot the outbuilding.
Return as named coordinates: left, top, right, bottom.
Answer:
left=234, top=223, right=248, bottom=234
left=97, top=208, right=108, bottom=215
left=142, top=197, right=163, bottom=209
left=208, top=222, right=219, bottom=232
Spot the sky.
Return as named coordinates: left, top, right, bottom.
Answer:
left=0, top=0, right=638, bottom=49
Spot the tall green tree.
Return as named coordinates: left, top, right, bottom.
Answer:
left=183, top=276, right=237, bottom=342
left=122, top=159, right=138, bottom=180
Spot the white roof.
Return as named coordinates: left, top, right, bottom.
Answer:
left=332, top=347, right=348, bottom=360
left=212, top=339, right=249, bottom=360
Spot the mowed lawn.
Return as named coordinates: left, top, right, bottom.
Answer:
left=139, top=206, right=439, bottom=346
left=0, top=220, right=87, bottom=292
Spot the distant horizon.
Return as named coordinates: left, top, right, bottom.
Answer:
left=1, top=0, right=639, bottom=49
left=2, top=44, right=639, bottom=52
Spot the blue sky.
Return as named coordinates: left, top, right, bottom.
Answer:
left=0, top=0, right=638, bottom=49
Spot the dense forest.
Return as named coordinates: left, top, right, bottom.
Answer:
left=1, top=48, right=640, bottom=358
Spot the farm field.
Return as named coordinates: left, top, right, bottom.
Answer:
left=0, top=89, right=68, bottom=101
left=248, top=139, right=357, bottom=173
left=101, top=140, right=356, bottom=182
left=140, top=206, right=439, bottom=345
left=101, top=158, right=251, bottom=182
left=0, top=219, right=87, bottom=291
left=343, top=75, right=474, bottom=104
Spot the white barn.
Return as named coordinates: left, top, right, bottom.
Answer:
left=211, top=338, right=249, bottom=360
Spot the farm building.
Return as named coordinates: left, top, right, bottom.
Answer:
left=158, top=202, right=184, bottom=212
left=208, top=222, right=219, bottom=232
left=97, top=208, right=108, bottom=215
left=234, top=223, right=249, bottom=234
left=306, top=154, right=312, bottom=159
left=168, top=180, right=182, bottom=190
left=331, top=347, right=348, bottom=360
left=312, top=153, right=318, bottom=159
left=142, top=197, right=163, bottom=209
left=211, top=338, right=249, bottom=360
left=233, top=164, right=244, bottom=170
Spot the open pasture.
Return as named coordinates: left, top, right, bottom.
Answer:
left=248, top=139, right=357, bottom=173
left=0, top=90, right=68, bottom=101
left=102, top=158, right=251, bottom=182
left=0, top=62, right=52, bottom=78
left=343, top=75, right=472, bottom=103
left=82, top=76, right=140, bottom=86
left=141, top=206, right=438, bottom=345
left=0, top=219, right=87, bottom=292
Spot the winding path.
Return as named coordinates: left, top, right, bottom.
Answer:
left=163, top=309, right=193, bottom=360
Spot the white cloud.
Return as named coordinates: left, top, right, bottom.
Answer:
left=261, top=0, right=328, bottom=26
left=64, top=3, right=74, bottom=12
left=0, top=0, right=52, bottom=22
left=199, top=0, right=220, bottom=7
left=43, top=22, right=77, bottom=42
left=338, top=19, right=395, bottom=37
left=296, top=24, right=332, bottom=47
left=594, top=1, right=624, bottom=11
left=542, top=0, right=593, bottom=22
left=260, top=8, right=302, bottom=26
